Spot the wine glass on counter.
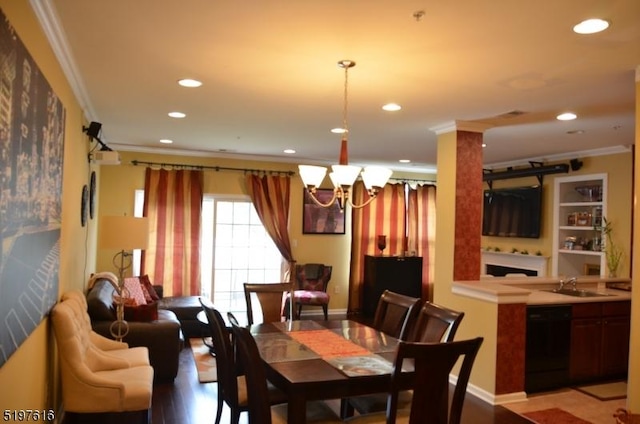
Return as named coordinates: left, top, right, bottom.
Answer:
left=377, top=235, right=387, bottom=256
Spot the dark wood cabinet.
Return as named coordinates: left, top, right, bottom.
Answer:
left=362, top=255, right=422, bottom=318
left=570, top=301, right=630, bottom=384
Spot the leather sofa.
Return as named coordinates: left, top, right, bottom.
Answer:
left=86, top=279, right=182, bottom=383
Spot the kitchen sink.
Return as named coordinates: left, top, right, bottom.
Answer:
left=542, top=288, right=614, bottom=297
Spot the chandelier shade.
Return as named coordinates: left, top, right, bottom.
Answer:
left=298, top=60, right=392, bottom=209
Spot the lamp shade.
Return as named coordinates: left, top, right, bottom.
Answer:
left=362, top=166, right=393, bottom=189
left=298, top=165, right=327, bottom=188
left=100, top=216, right=149, bottom=250
left=329, top=164, right=361, bottom=187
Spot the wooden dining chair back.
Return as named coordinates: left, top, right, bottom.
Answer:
left=243, top=282, right=293, bottom=325
left=408, top=302, right=465, bottom=343
left=199, top=298, right=243, bottom=424
left=372, top=290, right=421, bottom=341
left=388, top=337, right=484, bottom=424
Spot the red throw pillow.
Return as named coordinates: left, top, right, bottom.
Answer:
left=123, top=277, right=147, bottom=305
left=138, top=274, right=160, bottom=301
left=124, top=301, right=158, bottom=322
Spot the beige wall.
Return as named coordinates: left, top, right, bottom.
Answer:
left=0, top=0, right=96, bottom=414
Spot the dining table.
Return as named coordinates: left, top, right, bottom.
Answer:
left=248, top=319, right=413, bottom=424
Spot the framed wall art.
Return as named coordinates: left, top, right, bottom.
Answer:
left=302, top=189, right=345, bottom=235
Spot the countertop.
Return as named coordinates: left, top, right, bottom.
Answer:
left=452, top=276, right=632, bottom=305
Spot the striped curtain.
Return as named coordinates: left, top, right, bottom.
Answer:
left=245, top=174, right=295, bottom=280
left=141, top=169, right=203, bottom=296
left=407, top=184, right=437, bottom=301
left=349, top=182, right=406, bottom=313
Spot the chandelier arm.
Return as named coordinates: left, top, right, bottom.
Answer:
left=347, top=192, right=379, bottom=209
left=305, top=188, right=340, bottom=208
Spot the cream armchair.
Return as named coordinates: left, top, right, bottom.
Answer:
left=52, top=291, right=154, bottom=422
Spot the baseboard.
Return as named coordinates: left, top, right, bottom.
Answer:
left=449, top=374, right=528, bottom=406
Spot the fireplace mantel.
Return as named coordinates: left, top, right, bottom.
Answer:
left=481, top=251, right=548, bottom=277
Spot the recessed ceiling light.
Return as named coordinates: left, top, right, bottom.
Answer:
left=159, top=139, right=173, bottom=144
left=382, top=103, right=402, bottom=112
left=284, top=149, right=296, bottom=154
left=567, top=130, right=585, bottom=135
left=331, top=128, right=347, bottom=134
left=573, top=18, right=609, bottom=34
left=399, top=159, right=411, bottom=163
left=482, top=143, right=487, bottom=148
left=178, top=78, right=202, bottom=88
left=168, top=111, right=186, bottom=118
left=557, top=112, right=577, bottom=121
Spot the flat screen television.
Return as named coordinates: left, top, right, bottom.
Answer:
left=482, top=185, right=542, bottom=238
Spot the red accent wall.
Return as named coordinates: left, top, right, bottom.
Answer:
left=496, top=303, right=526, bottom=393
left=453, top=130, right=484, bottom=281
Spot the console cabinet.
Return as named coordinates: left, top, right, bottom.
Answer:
left=362, top=255, right=422, bottom=319
left=570, top=301, right=630, bottom=383
left=552, top=174, right=607, bottom=277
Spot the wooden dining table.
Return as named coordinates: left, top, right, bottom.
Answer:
left=248, top=319, right=413, bottom=423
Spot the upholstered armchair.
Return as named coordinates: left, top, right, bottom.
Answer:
left=51, top=291, right=154, bottom=423
left=292, top=263, right=332, bottom=320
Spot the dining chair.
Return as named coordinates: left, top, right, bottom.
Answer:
left=243, top=282, right=294, bottom=325
left=372, top=290, right=422, bottom=341
left=228, top=315, right=345, bottom=424
left=407, top=301, right=465, bottom=343
left=345, top=301, right=465, bottom=416
left=198, top=299, right=287, bottom=424
left=290, top=263, right=332, bottom=320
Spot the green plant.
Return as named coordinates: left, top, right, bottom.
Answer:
left=511, top=248, right=519, bottom=253
left=535, top=250, right=542, bottom=256
left=521, top=249, right=529, bottom=255
left=602, top=217, right=623, bottom=276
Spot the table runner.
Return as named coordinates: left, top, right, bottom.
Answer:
left=287, top=329, right=371, bottom=358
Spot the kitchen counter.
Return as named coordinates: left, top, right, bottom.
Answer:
left=452, top=276, right=632, bottom=305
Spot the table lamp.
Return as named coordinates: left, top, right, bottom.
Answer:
left=99, top=216, right=149, bottom=340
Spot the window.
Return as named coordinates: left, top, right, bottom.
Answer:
left=134, top=192, right=283, bottom=318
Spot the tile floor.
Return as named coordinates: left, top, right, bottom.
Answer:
left=504, top=387, right=627, bottom=424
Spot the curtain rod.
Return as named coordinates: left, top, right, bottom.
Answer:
left=389, top=177, right=437, bottom=186
left=131, top=160, right=296, bottom=177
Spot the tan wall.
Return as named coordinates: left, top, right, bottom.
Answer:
left=0, top=0, right=95, bottom=414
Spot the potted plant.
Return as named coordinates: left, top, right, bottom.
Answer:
left=602, top=217, right=623, bottom=277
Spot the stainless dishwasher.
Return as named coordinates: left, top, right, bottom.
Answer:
left=525, top=305, right=572, bottom=392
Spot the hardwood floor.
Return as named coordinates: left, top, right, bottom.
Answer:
left=149, top=341, right=532, bottom=424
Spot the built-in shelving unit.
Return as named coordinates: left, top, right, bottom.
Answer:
left=552, top=173, right=607, bottom=277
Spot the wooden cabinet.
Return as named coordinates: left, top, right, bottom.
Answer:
left=552, top=174, right=607, bottom=277
left=362, top=255, right=422, bottom=319
left=570, top=301, right=630, bottom=383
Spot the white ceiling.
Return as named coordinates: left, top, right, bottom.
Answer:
left=34, top=0, right=639, bottom=174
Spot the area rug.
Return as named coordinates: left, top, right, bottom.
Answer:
left=575, top=381, right=627, bottom=401
left=523, top=407, right=592, bottom=424
left=189, top=338, right=217, bottom=383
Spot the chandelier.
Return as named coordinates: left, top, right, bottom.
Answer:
left=298, top=60, right=392, bottom=209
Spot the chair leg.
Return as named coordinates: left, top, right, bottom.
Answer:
left=214, top=392, right=223, bottom=424
left=340, top=398, right=355, bottom=419
left=297, top=304, right=303, bottom=319
left=322, top=305, right=328, bottom=320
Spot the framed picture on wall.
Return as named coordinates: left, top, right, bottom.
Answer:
left=302, top=189, right=345, bottom=235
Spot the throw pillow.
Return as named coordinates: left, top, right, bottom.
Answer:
left=124, top=301, right=158, bottom=322
left=123, top=277, right=147, bottom=306
left=138, top=274, right=160, bottom=301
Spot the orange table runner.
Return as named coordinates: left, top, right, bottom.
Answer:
left=287, top=329, right=370, bottom=358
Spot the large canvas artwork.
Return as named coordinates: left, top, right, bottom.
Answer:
left=0, top=8, right=66, bottom=367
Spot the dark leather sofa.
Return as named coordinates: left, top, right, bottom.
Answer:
left=86, top=279, right=182, bottom=383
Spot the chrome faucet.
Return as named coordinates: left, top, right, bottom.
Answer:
left=558, top=277, right=578, bottom=291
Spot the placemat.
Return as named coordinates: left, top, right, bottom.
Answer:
left=288, top=329, right=370, bottom=358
